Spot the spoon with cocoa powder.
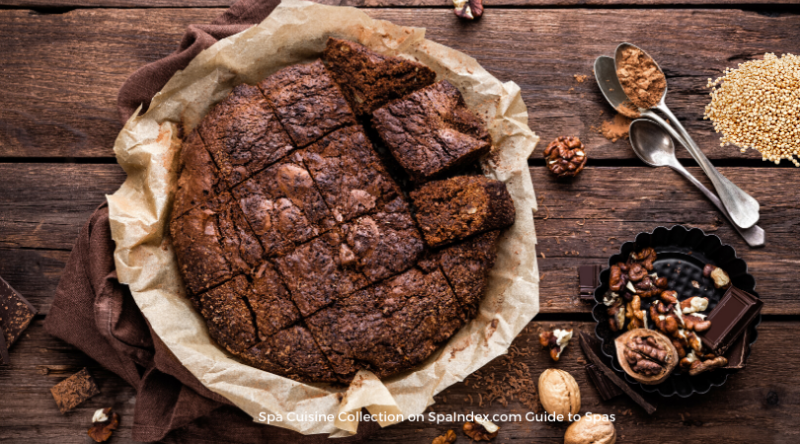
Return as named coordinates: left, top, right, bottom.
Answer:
left=602, top=44, right=761, bottom=230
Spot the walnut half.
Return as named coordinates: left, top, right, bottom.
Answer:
left=453, top=0, right=484, bottom=20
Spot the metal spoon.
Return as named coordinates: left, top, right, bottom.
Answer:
left=629, top=118, right=765, bottom=247
left=611, top=44, right=760, bottom=229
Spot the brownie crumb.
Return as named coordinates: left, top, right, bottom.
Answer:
left=50, top=368, right=100, bottom=414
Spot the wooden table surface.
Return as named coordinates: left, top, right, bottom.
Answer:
left=1, top=0, right=799, bottom=442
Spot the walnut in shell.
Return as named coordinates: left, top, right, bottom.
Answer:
left=614, top=328, right=678, bottom=385
left=564, top=413, right=617, bottom=444
left=538, top=368, right=580, bottom=418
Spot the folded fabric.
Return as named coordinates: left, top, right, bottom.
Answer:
left=47, top=0, right=379, bottom=440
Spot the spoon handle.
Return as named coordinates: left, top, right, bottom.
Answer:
left=668, top=159, right=765, bottom=247
left=649, top=106, right=760, bottom=229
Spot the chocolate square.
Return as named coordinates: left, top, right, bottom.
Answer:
left=699, top=286, right=762, bottom=354
left=0, top=276, right=37, bottom=359
left=579, top=264, right=601, bottom=300
left=50, top=368, right=100, bottom=414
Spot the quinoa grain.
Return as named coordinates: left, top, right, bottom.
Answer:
left=704, top=53, right=800, bottom=166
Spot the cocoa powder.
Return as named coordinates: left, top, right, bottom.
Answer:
left=617, top=47, right=666, bottom=110
left=599, top=114, right=632, bottom=143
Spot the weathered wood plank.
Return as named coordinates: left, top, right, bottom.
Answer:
left=533, top=166, right=800, bottom=314
left=1, top=319, right=797, bottom=443
left=1, top=0, right=795, bottom=7
left=2, top=8, right=799, bottom=161
left=1, top=164, right=798, bottom=316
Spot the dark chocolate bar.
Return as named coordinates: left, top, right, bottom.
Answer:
left=0, top=276, right=37, bottom=355
left=578, top=331, right=657, bottom=414
left=0, top=324, right=9, bottom=365
left=585, top=363, right=624, bottom=401
left=724, top=328, right=749, bottom=369
left=50, top=368, right=101, bottom=414
left=579, top=264, right=601, bottom=300
left=700, top=286, right=762, bottom=355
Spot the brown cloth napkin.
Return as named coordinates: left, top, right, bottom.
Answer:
left=47, top=0, right=379, bottom=441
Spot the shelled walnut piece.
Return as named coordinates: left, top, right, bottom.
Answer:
left=463, top=418, right=499, bottom=441
left=704, top=264, right=731, bottom=289
left=432, top=429, right=457, bottom=444
left=453, top=0, right=484, bottom=20
left=539, top=328, right=573, bottom=361
left=88, top=408, right=119, bottom=443
left=543, top=136, right=587, bottom=178
left=614, top=329, right=677, bottom=384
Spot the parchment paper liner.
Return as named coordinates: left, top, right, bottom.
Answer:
left=108, top=0, right=540, bottom=437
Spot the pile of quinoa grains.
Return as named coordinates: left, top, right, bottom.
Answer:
left=704, top=53, right=800, bottom=166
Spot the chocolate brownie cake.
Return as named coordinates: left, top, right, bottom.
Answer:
left=169, top=38, right=516, bottom=383
left=372, top=80, right=492, bottom=182
left=410, top=175, right=515, bottom=247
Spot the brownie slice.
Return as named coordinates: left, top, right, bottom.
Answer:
left=305, top=286, right=402, bottom=378
left=274, top=230, right=369, bottom=317
left=303, top=125, right=402, bottom=223
left=197, top=84, right=296, bottom=187
left=381, top=268, right=463, bottom=375
left=258, top=60, right=357, bottom=148
left=170, top=192, right=263, bottom=295
left=340, top=198, right=424, bottom=283
left=232, top=153, right=335, bottom=257
left=372, top=80, right=492, bottom=181
left=172, top=130, right=227, bottom=219
left=410, top=175, right=515, bottom=248
left=195, top=275, right=259, bottom=354
left=249, top=261, right=301, bottom=339
left=418, top=230, right=501, bottom=320
left=243, top=324, right=340, bottom=383
left=322, top=37, right=436, bottom=116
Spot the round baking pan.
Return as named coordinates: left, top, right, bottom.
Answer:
left=591, top=225, right=760, bottom=398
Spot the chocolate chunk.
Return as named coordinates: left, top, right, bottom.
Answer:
left=50, top=368, right=100, bottom=414
left=724, top=328, right=749, bottom=369
left=578, top=331, right=657, bottom=414
left=0, top=275, right=37, bottom=361
left=0, top=327, right=9, bottom=365
left=585, top=363, right=624, bottom=401
left=579, top=264, right=601, bottom=300
left=699, top=286, right=762, bottom=355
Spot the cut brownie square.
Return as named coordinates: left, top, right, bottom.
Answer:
left=249, top=261, right=301, bottom=338
left=305, top=286, right=401, bottom=378
left=258, top=60, right=356, bottom=148
left=170, top=192, right=263, bottom=295
left=340, top=198, right=424, bottom=283
left=381, top=268, right=463, bottom=375
left=418, top=230, right=501, bottom=320
left=410, top=175, right=515, bottom=248
left=197, top=84, right=296, bottom=187
left=322, top=37, right=436, bottom=116
left=274, top=230, right=368, bottom=317
left=50, top=368, right=100, bottom=414
left=304, top=125, right=402, bottom=223
left=372, top=80, right=492, bottom=181
left=172, top=130, right=227, bottom=219
left=195, top=275, right=258, bottom=354
left=232, top=153, right=335, bottom=257
left=244, top=324, right=340, bottom=383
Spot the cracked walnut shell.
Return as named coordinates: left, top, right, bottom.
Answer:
left=538, top=368, right=581, bottom=418
left=543, top=136, right=587, bottom=178
left=615, top=329, right=678, bottom=385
